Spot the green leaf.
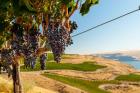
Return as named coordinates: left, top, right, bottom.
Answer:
left=0, top=17, right=9, bottom=32
left=12, top=0, right=36, bottom=16
left=80, top=0, right=99, bottom=16
left=22, top=0, right=36, bottom=12
left=61, top=0, right=72, bottom=6
left=0, top=0, right=11, bottom=15
left=0, top=38, right=4, bottom=48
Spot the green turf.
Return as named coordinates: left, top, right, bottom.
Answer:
left=47, top=53, right=54, bottom=61
left=115, top=74, right=140, bottom=82
left=47, top=53, right=77, bottom=60
left=62, top=54, right=79, bottom=59
left=21, top=61, right=106, bottom=71
left=43, top=73, right=119, bottom=93
left=21, top=53, right=106, bottom=71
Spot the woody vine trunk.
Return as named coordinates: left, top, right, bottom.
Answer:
left=12, top=64, right=23, bottom=93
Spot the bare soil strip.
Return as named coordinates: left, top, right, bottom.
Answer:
left=21, top=71, right=86, bottom=93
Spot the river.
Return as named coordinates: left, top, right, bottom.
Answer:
left=120, top=60, right=140, bottom=70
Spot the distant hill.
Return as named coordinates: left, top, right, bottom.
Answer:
left=95, top=50, right=140, bottom=61
left=121, top=50, right=140, bottom=60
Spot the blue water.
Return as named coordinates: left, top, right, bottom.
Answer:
left=120, top=61, right=140, bottom=70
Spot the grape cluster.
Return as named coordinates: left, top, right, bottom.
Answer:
left=10, top=23, right=39, bottom=69
left=22, top=26, right=40, bottom=69
left=46, top=21, right=78, bottom=63
left=11, top=23, right=24, bottom=54
left=30, top=54, right=37, bottom=69
left=23, top=47, right=32, bottom=68
left=40, top=53, right=47, bottom=70
left=28, top=26, right=40, bottom=53
left=1, top=19, right=77, bottom=71
left=0, top=49, right=13, bottom=77
left=24, top=53, right=37, bottom=69
left=70, top=21, right=78, bottom=33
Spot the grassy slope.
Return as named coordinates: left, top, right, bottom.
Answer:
left=21, top=53, right=106, bottom=71
left=21, top=62, right=106, bottom=71
left=20, top=54, right=140, bottom=93
left=43, top=73, right=119, bottom=93
left=46, top=62, right=106, bottom=71
left=47, top=53, right=54, bottom=61
left=115, top=74, right=140, bottom=82
left=62, top=54, right=79, bottom=59
left=43, top=73, right=140, bottom=93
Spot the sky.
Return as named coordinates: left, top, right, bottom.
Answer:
left=65, top=0, right=140, bottom=54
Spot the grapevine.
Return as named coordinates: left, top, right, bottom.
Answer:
left=0, top=0, right=98, bottom=93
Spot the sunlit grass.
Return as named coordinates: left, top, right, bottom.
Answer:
left=21, top=61, right=106, bottom=72
left=115, top=74, right=140, bottom=82
left=62, top=54, right=79, bottom=59
left=0, top=77, right=33, bottom=93
left=0, top=77, right=12, bottom=93
left=43, top=72, right=119, bottom=93
left=47, top=53, right=54, bottom=61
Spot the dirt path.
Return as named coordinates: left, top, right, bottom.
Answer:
left=27, top=86, right=57, bottom=93
left=1, top=71, right=86, bottom=93
left=46, top=69, right=118, bottom=80
left=100, top=82, right=140, bottom=93
left=21, top=71, right=86, bottom=93
left=0, top=75, right=56, bottom=93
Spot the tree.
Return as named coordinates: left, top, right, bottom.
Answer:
left=0, top=0, right=98, bottom=93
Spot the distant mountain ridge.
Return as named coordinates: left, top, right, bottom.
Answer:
left=95, top=50, right=140, bottom=61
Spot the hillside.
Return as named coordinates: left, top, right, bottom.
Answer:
left=121, top=50, right=140, bottom=60
left=95, top=50, right=140, bottom=61
left=1, top=54, right=140, bottom=93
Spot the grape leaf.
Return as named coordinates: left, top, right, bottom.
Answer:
left=22, top=0, right=36, bottom=12
left=80, top=0, right=99, bottom=16
left=12, top=0, right=36, bottom=16
left=61, top=0, right=72, bottom=5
